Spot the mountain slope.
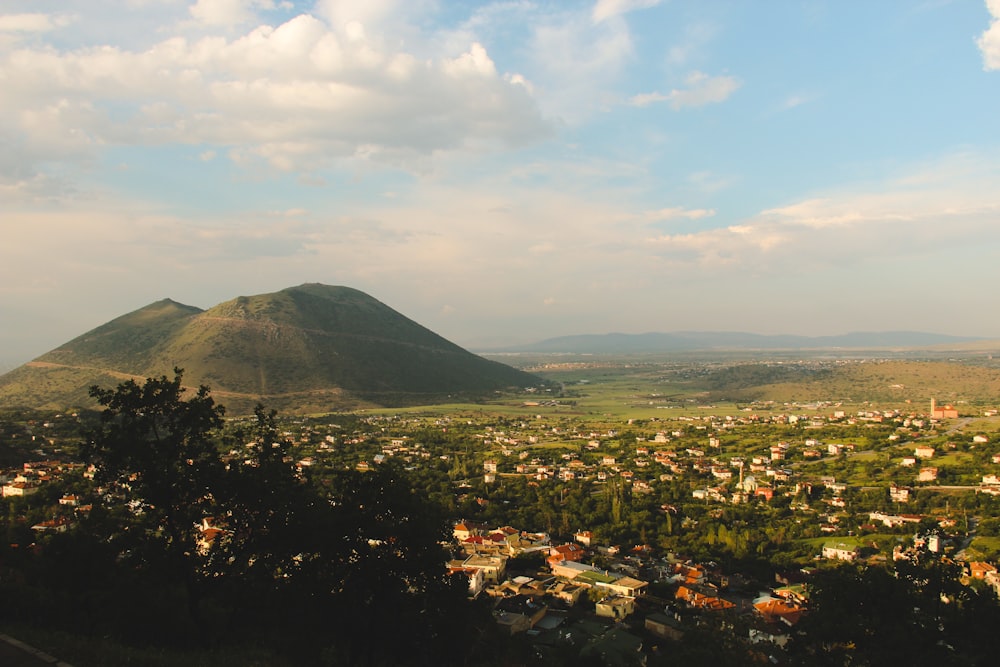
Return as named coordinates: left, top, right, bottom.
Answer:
left=0, top=284, right=538, bottom=413
left=41, top=298, right=204, bottom=374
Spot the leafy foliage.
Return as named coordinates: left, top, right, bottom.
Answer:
left=790, top=556, right=1000, bottom=666
left=10, top=371, right=478, bottom=665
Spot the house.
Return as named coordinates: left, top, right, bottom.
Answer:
left=458, top=554, right=507, bottom=583
left=773, top=584, right=808, bottom=606
left=822, top=542, right=860, bottom=561
left=195, top=517, right=230, bottom=555
left=546, top=580, right=587, bottom=605
left=574, top=530, right=593, bottom=546
left=668, top=563, right=706, bottom=586
left=448, top=565, right=485, bottom=598
left=494, top=595, right=547, bottom=635
left=601, top=576, right=648, bottom=598
left=870, top=511, right=922, bottom=528
left=31, top=517, right=72, bottom=533
left=488, top=576, right=546, bottom=599
left=595, top=595, right=636, bottom=620
left=675, top=584, right=735, bottom=611
left=550, top=559, right=599, bottom=580
left=453, top=521, right=481, bottom=541
left=755, top=487, right=774, bottom=501
left=754, top=596, right=804, bottom=626
left=548, top=543, right=586, bottom=564
left=914, top=446, right=936, bottom=459
left=890, top=485, right=911, bottom=503
left=645, top=612, right=684, bottom=640
left=918, top=467, right=939, bottom=482
left=968, top=562, right=998, bottom=580
left=2, top=482, right=40, bottom=497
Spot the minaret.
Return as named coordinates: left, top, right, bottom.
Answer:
left=931, top=397, right=936, bottom=418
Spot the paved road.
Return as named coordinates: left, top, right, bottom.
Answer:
left=944, top=417, right=973, bottom=436
left=0, top=635, right=73, bottom=667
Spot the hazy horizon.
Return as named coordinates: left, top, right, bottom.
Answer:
left=3, top=1, right=1000, bottom=369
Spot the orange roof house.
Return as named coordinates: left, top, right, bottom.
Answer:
left=754, top=598, right=804, bottom=626
left=676, top=585, right=735, bottom=611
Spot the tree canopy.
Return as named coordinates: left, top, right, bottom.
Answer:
left=70, top=371, right=475, bottom=664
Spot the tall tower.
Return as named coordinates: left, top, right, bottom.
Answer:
left=931, top=398, right=937, bottom=417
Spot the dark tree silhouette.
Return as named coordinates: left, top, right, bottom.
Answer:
left=82, top=369, right=225, bottom=626
left=77, top=372, right=480, bottom=665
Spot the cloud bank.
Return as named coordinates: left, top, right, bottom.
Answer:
left=0, top=9, right=550, bottom=183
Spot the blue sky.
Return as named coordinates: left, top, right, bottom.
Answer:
left=2, top=0, right=1000, bottom=369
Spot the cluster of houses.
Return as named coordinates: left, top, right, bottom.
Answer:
left=0, top=459, right=66, bottom=498
left=446, top=520, right=816, bottom=656
left=6, top=398, right=1000, bottom=662
left=1, top=460, right=90, bottom=533
left=462, top=404, right=985, bottom=515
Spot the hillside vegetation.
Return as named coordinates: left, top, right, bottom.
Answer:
left=0, top=284, right=538, bottom=414
left=522, top=357, right=1000, bottom=414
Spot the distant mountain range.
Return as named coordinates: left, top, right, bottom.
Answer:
left=0, top=284, right=538, bottom=414
left=488, top=331, right=985, bottom=354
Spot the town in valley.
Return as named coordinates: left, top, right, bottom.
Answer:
left=5, top=355, right=1000, bottom=665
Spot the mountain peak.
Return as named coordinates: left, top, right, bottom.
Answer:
left=0, top=286, right=537, bottom=413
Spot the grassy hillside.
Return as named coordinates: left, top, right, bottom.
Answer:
left=39, top=298, right=204, bottom=374
left=701, top=360, right=1000, bottom=405
left=0, top=285, right=538, bottom=414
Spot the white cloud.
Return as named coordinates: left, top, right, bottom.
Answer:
left=523, top=5, right=640, bottom=122
left=688, top=170, right=736, bottom=193
left=642, top=207, right=716, bottom=221
left=780, top=92, right=818, bottom=110
left=630, top=71, right=740, bottom=109
left=979, top=0, right=1000, bottom=70
left=0, top=13, right=551, bottom=178
left=665, top=22, right=718, bottom=66
left=592, top=0, right=663, bottom=25
left=0, top=13, right=73, bottom=32
left=189, top=0, right=275, bottom=27
left=644, top=154, right=1000, bottom=272
left=313, top=0, right=399, bottom=31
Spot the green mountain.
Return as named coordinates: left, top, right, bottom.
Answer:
left=0, top=284, right=539, bottom=414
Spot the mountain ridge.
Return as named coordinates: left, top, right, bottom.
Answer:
left=0, top=284, right=538, bottom=414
